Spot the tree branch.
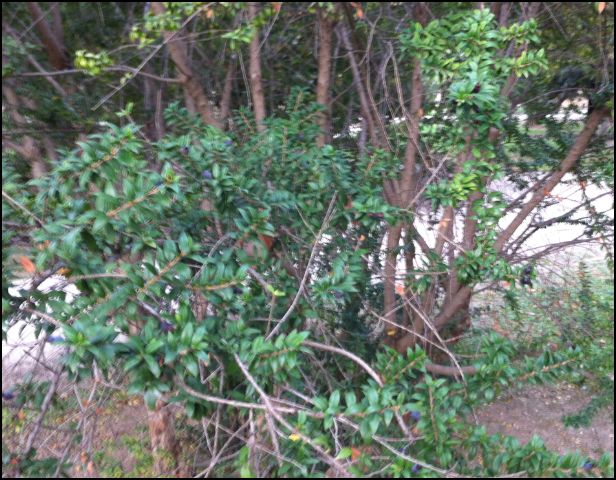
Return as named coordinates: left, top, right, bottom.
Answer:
left=495, top=108, right=610, bottom=253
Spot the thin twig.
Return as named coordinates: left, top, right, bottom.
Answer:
left=2, top=190, right=44, bottom=227
left=304, top=340, right=383, bottom=386
left=266, top=193, right=337, bottom=340
left=233, top=353, right=352, bottom=477
left=92, top=3, right=213, bottom=110
left=23, top=360, right=65, bottom=453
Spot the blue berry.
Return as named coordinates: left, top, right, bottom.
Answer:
left=583, top=461, right=594, bottom=472
left=180, top=146, right=190, bottom=155
left=410, top=411, right=421, bottom=422
left=160, top=320, right=175, bottom=333
left=2, top=390, right=15, bottom=401
left=202, top=170, right=213, bottom=180
left=411, top=463, right=422, bottom=474
left=224, top=139, right=233, bottom=147
left=47, top=335, right=65, bottom=344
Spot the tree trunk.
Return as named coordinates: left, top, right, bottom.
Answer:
left=220, top=56, right=236, bottom=126
left=401, top=226, right=416, bottom=327
left=151, top=2, right=222, bottom=129
left=147, top=399, right=179, bottom=476
left=339, top=23, right=379, bottom=147
left=143, top=66, right=166, bottom=141
left=383, top=225, right=402, bottom=329
left=26, top=2, right=69, bottom=70
left=248, top=3, right=266, bottom=133
left=316, top=9, right=334, bottom=147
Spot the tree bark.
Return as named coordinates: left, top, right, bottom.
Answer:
left=402, top=226, right=416, bottom=326
left=383, top=225, right=402, bottom=328
left=50, top=3, right=64, bottom=46
left=339, top=23, right=380, bottom=147
left=147, top=399, right=179, bottom=476
left=26, top=2, right=69, bottom=70
left=316, top=9, right=334, bottom=147
left=398, top=3, right=428, bottom=208
left=398, top=57, right=423, bottom=208
left=380, top=4, right=428, bottom=340
left=248, top=3, right=266, bottom=133
left=151, top=2, right=221, bottom=129
left=434, top=286, right=473, bottom=330
left=445, top=2, right=542, bottom=338
left=220, top=56, right=236, bottom=126
left=143, top=66, right=166, bottom=141
left=497, top=2, right=512, bottom=26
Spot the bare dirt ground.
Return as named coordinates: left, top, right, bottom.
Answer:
left=476, top=382, right=614, bottom=460
left=4, top=377, right=613, bottom=476
left=78, top=382, right=614, bottom=476
left=4, top=346, right=613, bottom=475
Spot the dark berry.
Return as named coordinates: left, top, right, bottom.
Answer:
left=180, top=146, right=190, bottom=155
left=160, top=320, right=175, bottom=333
left=224, top=139, right=233, bottom=147
left=47, top=335, right=65, bottom=344
left=410, top=411, right=421, bottom=422
left=411, top=464, right=422, bottom=474
left=2, top=390, right=15, bottom=401
left=232, top=286, right=243, bottom=295
left=583, top=461, right=594, bottom=472
left=202, top=170, right=213, bottom=180
left=332, top=291, right=344, bottom=300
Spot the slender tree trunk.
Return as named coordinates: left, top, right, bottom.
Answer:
left=383, top=225, right=402, bottom=328
left=442, top=2, right=542, bottom=340
left=401, top=226, right=416, bottom=327
left=316, top=9, right=334, bottom=147
left=248, top=3, right=266, bottom=133
left=431, top=111, right=609, bottom=336
left=490, top=2, right=502, bottom=18
left=26, top=2, right=69, bottom=70
left=338, top=24, right=379, bottom=147
left=143, top=67, right=166, bottom=141
left=398, top=3, right=427, bottom=208
left=151, top=2, right=221, bottom=129
left=220, top=56, right=236, bottom=126
left=50, top=3, right=64, bottom=46
left=382, top=4, right=428, bottom=343
left=183, top=88, right=198, bottom=116
left=398, top=58, right=423, bottom=207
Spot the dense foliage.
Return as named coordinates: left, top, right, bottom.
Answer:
left=2, top=2, right=614, bottom=478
